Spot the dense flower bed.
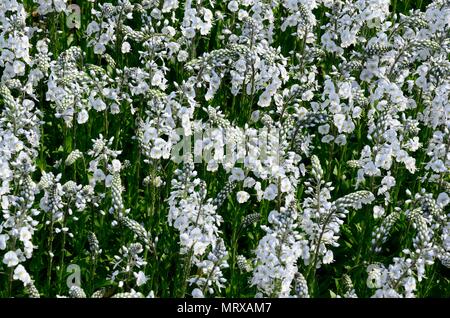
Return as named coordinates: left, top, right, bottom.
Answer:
left=0, top=0, right=449, bottom=298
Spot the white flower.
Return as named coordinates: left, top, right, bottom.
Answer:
left=90, top=97, right=107, bottom=112
left=437, top=192, right=449, bottom=207
left=192, top=288, right=204, bottom=298
left=323, top=250, right=334, bottom=264
left=23, top=240, right=34, bottom=258
left=318, top=124, right=330, bottom=135
left=301, top=90, right=314, bottom=101
left=403, top=276, right=416, bottom=293
left=280, top=178, right=291, bottom=193
left=105, top=174, right=113, bottom=187
left=430, top=159, right=446, bottom=173
left=237, top=9, right=248, bottom=20
left=243, top=177, right=256, bottom=188
left=250, top=110, right=260, bottom=123
left=13, top=60, right=25, bottom=75
left=94, top=43, right=106, bottom=55
left=334, top=134, right=347, bottom=145
left=363, top=161, right=380, bottom=176
left=153, top=176, right=163, bottom=187
left=151, top=70, right=166, bottom=88
left=404, top=137, right=421, bottom=152
left=134, top=271, right=148, bottom=286
left=199, top=21, right=212, bottom=36
left=236, top=191, right=250, bottom=203
left=162, top=26, right=176, bottom=37
left=19, top=227, right=32, bottom=242
left=263, top=184, right=278, bottom=201
left=150, top=147, right=163, bottom=159
left=257, top=91, right=272, bottom=107
left=110, top=103, right=120, bottom=114
left=333, top=114, right=346, bottom=133
left=352, top=106, right=362, bottom=118
left=234, top=58, right=246, bottom=73
left=77, top=109, right=89, bottom=124
left=177, top=50, right=189, bottom=62
left=182, top=27, right=196, bottom=39
left=322, top=135, right=334, bottom=143
left=230, top=168, right=245, bottom=181
left=93, top=169, right=106, bottom=182
left=3, top=251, right=19, bottom=267
left=110, top=159, right=122, bottom=173
left=402, top=156, right=416, bottom=174
left=373, top=205, right=385, bottom=219
left=13, top=265, right=31, bottom=285
left=207, top=159, right=219, bottom=172
left=86, top=21, right=100, bottom=36
left=338, top=82, right=352, bottom=99
left=228, top=1, right=239, bottom=12
left=0, top=234, right=8, bottom=250
left=121, top=41, right=131, bottom=53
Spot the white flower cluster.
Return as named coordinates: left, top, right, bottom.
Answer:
left=168, top=155, right=228, bottom=296
left=367, top=191, right=449, bottom=297
left=34, top=0, right=67, bottom=15
left=0, top=0, right=449, bottom=298
left=0, top=2, right=31, bottom=83
left=0, top=1, right=43, bottom=292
